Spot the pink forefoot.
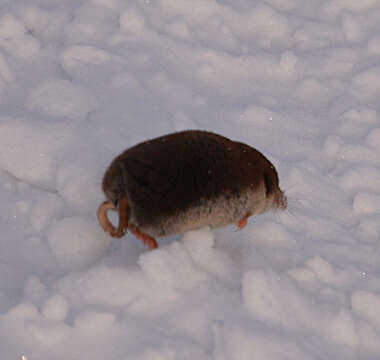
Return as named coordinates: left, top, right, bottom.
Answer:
left=237, top=212, right=252, bottom=231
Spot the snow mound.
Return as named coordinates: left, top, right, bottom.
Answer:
left=47, top=217, right=111, bottom=269
left=26, top=79, right=98, bottom=121
left=0, top=14, right=40, bottom=58
left=0, top=119, right=75, bottom=190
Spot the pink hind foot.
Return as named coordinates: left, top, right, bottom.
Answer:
left=129, top=225, right=158, bottom=250
left=97, top=196, right=129, bottom=238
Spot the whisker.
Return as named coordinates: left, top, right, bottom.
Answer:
left=279, top=209, right=299, bottom=227
left=284, top=207, right=298, bottom=221
left=288, top=196, right=312, bottom=208
left=281, top=186, right=313, bottom=208
left=283, top=184, right=296, bottom=193
left=273, top=210, right=281, bottom=223
left=272, top=197, right=300, bottom=225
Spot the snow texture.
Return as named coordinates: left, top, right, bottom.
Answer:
left=1, top=0, right=380, bottom=359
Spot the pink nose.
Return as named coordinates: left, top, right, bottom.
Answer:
left=274, top=190, right=287, bottom=210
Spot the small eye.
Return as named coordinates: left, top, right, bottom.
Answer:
left=264, top=173, right=273, bottom=196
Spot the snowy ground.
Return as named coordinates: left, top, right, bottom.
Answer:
left=1, top=0, right=380, bottom=359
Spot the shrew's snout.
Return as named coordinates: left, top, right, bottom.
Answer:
left=274, top=189, right=287, bottom=210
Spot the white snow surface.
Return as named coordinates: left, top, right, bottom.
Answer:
left=1, top=0, right=380, bottom=359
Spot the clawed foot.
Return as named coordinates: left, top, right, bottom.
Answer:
left=97, top=201, right=118, bottom=234
left=236, top=213, right=251, bottom=231
left=97, top=198, right=157, bottom=250
left=129, top=225, right=158, bottom=250
left=97, top=197, right=128, bottom=238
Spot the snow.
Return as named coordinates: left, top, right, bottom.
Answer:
left=26, top=79, right=98, bottom=121
left=0, top=13, right=40, bottom=58
left=41, top=295, right=68, bottom=322
left=47, top=217, right=111, bottom=269
left=1, top=0, right=380, bottom=359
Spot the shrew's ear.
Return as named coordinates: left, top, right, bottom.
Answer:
left=121, top=157, right=177, bottom=195
left=264, top=171, right=275, bottom=196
